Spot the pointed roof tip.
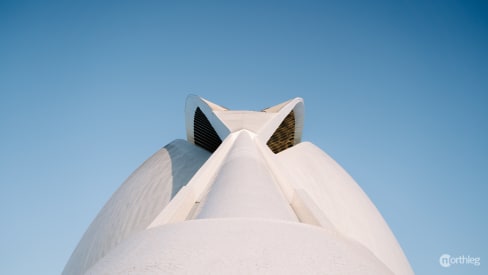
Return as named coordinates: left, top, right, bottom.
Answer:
left=186, top=94, right=304, bottom=153
left=262, top=97, right=304, bottom=113
left=186, top=94, right=228, bottom=111
left=187, top=94, right=303, bottom=113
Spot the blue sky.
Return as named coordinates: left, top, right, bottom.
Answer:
left=0, top=1, right=486, bottom=274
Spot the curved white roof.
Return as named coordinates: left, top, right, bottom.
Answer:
left=86, top=219, right=393, bottom=274
left=64, top=95, right=413, bottom=275
left=63, top=140, right=210, bottom=275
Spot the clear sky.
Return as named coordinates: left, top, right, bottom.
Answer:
left=0, top=1, right=486, bottom=274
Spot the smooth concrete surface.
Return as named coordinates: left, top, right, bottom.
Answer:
left=214, top=110, right=275, bottom=133
left=63, top=140, right=210, bottom=275
left=196, top=130, right=297, bottom=221
left=65, top=95, right=413, bottom=275
left=276, top=142, right=414, bottom=275
left=86, top=219, right=393, bottom=275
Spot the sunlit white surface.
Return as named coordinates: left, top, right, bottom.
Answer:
left=64, top=96, right=413, bottom=275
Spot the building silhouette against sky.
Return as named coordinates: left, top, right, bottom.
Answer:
left=64, top=95, right=413, bottom=274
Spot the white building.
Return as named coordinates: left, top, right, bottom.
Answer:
left=64, top=95, right=413, bottom=274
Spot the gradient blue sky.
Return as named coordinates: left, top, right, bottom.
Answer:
left=0, top=1, right=486, bottom=274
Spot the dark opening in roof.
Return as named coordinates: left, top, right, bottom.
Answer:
left=194, top=107, right=222, bottom=153
left=267, top=111, right=295, bottom=154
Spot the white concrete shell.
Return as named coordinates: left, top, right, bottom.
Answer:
left=63, top=140, right=210, bottom=275
left=86, top=219, right=393, bottom=275
left=64, top=95, right=413, bottom=275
